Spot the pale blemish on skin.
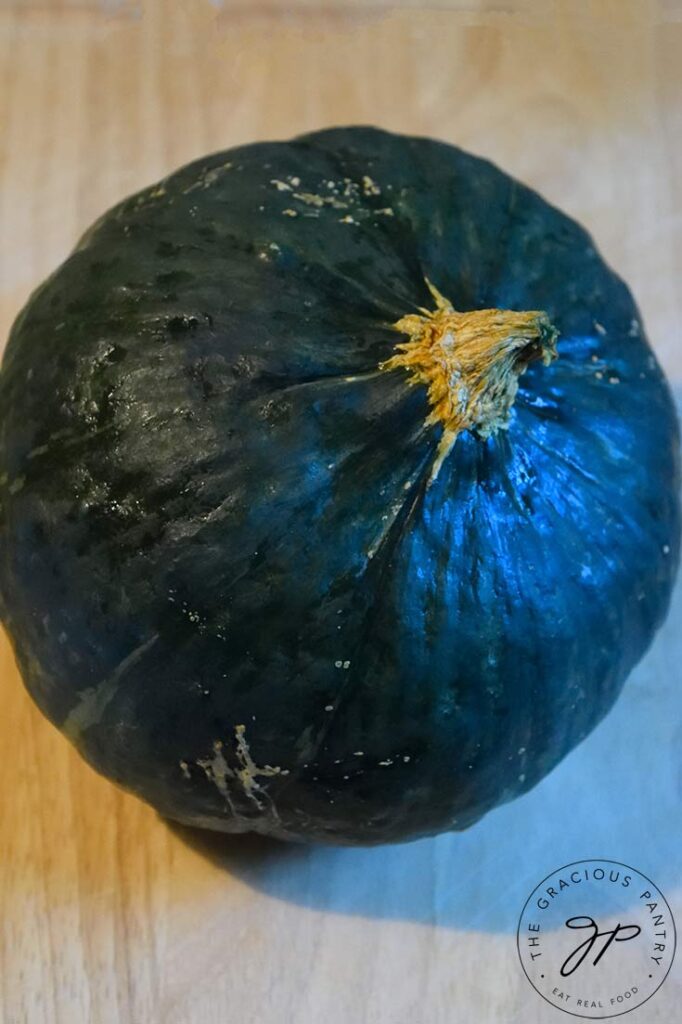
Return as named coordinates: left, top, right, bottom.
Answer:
left=361, top=174, right=381, bottom=196
left=292, top=190, right=348, bottom=211
left=62, top=633, right=161, bottom=740
left=183, top=163, right=233, bottom=194
left=197, top=740, right=237, bottom=815
left=267, top=171, right=393, bottom=225
left=195, top=724, right=289, bottom=815
left=234, top=722, right=289, bottom=809
left=134, top=184, right=168, bottom=208
left=365, top=496, right=408, bottom=561
left=27, top=444, right=49, bottom=460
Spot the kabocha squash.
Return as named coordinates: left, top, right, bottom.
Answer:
left=0, top=126, right=679, bottom=845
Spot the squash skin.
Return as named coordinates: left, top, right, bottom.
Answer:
left=0, top=126, right=678, bottom=844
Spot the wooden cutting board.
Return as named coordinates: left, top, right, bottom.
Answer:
left=1, top=2, right=681, bottom=1021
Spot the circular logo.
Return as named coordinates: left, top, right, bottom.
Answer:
left=517, top=859, right=676, bottom=1019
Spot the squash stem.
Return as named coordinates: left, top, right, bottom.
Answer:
left=380, top=279, right=558, bottom=482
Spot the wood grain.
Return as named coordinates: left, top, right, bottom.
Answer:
left=1, top=2, right=681, bottom=1022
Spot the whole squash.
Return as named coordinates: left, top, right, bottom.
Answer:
left=0, top=126, right=678, bottom=844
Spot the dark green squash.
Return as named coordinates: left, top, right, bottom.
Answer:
left=0, top=126, right=679, bottom=844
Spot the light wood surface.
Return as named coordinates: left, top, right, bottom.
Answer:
left=1, top=2, right=681, bottom=1022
